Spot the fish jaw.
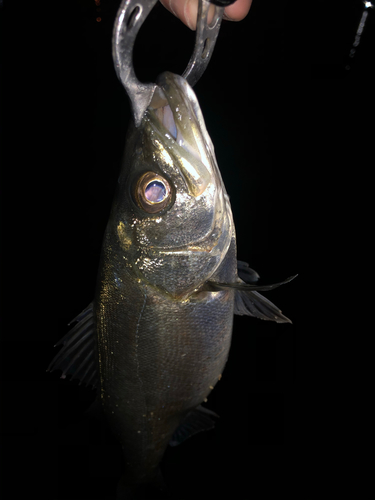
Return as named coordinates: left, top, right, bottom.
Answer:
left=131, top=193, right=234, bottom=300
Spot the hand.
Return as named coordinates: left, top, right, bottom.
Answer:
left=159, top=0, right=252, bottom=30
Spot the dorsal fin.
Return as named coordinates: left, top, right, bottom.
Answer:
left=47, top=302, right=99, bottom=388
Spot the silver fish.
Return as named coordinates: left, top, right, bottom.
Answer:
left=48, top=70, right=294, bottom=498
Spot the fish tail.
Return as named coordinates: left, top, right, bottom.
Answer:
left=116, top=467, right=170, bottom=500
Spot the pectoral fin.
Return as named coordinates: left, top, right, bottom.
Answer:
left=206, top=274, right=297, bottom=293
left=234, top=289, right=293, bottom=323
left=237, top=260, right=260, bottom=283
left=47, top=302, right=99, bottom=388
left=169, top=405, right=219, bottom=447
left=206, top=262, right=297, bottom=324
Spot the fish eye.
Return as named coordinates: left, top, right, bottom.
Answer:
left=135, top=172, right=172, bottom=213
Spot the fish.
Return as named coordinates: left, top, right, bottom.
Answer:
left=48, top=71, right=295, bottom=498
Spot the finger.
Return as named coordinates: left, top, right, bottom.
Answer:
left=223, top=0, right=252, bottom=21
left=159, top=0, right=218, bottom=30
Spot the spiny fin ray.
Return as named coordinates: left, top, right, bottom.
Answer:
left=47, top=302, right=98, bottom=389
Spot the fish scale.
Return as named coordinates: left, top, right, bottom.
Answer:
left=95, top=230, right=236, bottom=470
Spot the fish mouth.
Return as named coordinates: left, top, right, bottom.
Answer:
left=132, top=73, right=234, bottom=296
left=147, top=72, right=218, bottom=198
left=144, top=72, right=232, bottom=259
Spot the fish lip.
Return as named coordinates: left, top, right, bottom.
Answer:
left=147, top=72, right=218, bottom=198
left=156, top=246, right=214, bottom=255
left=152, top=72, right=205, bottom=149
left=152, top=72, right=199, bottom=127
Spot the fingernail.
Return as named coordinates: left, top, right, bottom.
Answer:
left=222, top=12, right=236, bottom=21
left=168, top=0, right=178, bottom=19
left=183, top=0, right=196, bottom=31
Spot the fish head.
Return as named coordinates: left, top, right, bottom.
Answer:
left=114, top=72, right=233, bottom=299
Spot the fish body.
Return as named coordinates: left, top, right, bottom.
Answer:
left=49, top=72, right=294, bottom=496
left=95, top=72, right=236, bottom=485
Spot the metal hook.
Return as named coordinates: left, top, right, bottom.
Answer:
left=112, top=0, right=224, bottom=127
left=182, top=0, right=224, bottom=87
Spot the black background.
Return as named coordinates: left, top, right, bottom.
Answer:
left=1, top=0, right=374, bottom=498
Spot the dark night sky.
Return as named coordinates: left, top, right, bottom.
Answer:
left=1, top=0, right=373, bottom=498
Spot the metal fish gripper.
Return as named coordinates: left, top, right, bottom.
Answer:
left=112, top=0, right=226, bottom=127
